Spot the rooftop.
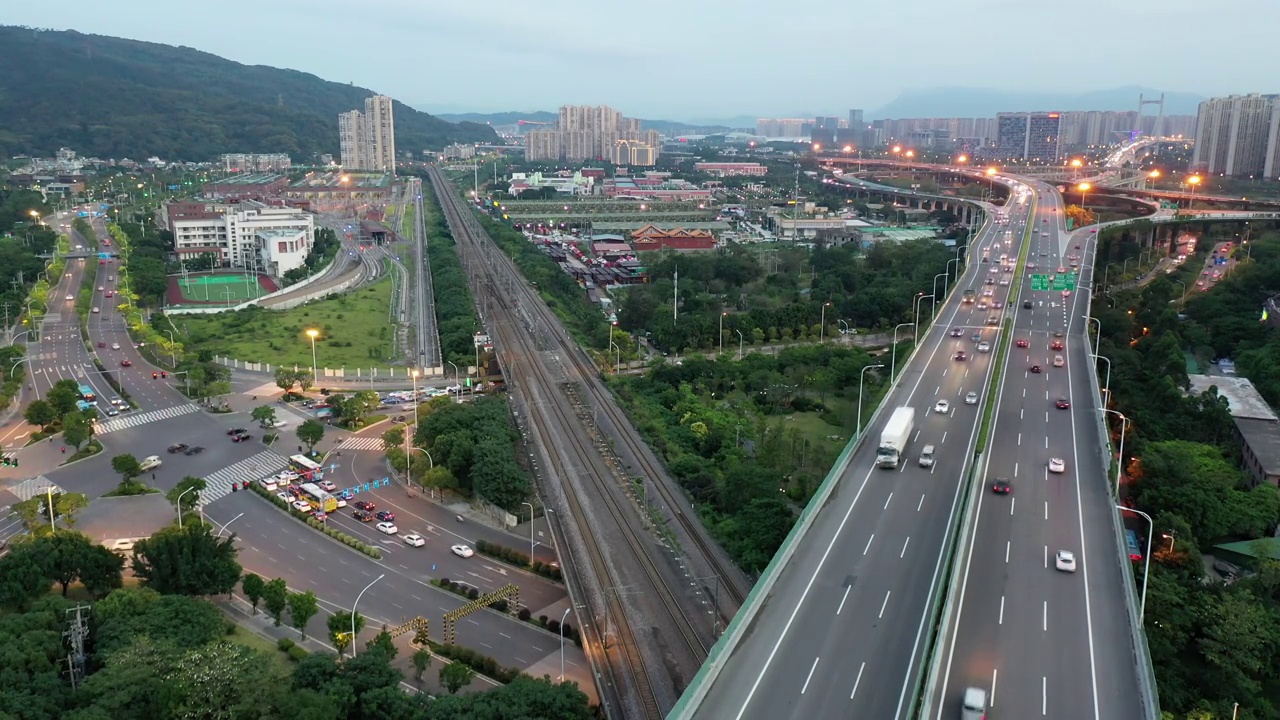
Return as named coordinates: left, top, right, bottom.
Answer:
left=289, top=172, right=392, bottom=189
left=1187, top=375, right=1277, bottom=421
left=1236, top=417, right=1280, bottom=475
left=209, top=173, right=285, bottom=186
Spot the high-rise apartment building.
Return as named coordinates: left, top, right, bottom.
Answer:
left=221, top=153, right=292, bottom=172
left=525, top=105, right=659, bottom=165
left=994, top=112, right=1062, bottom=162
left=848, top=109, right=864, bottom=128
left=338, top=96, right=397, bottom=174
left=1193, top=94, right=1280, bottom=178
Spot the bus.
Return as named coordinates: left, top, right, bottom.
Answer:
left=1124, top=529, right=1143, bottom=561
left=289, top=454, right=323, bottom=479
left=76, top=400, right=96, bottom=413
left=77, top=385, right=96, bottom=402
left=298, top=482, right=338, bottom=514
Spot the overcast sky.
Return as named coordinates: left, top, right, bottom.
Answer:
left=9, top=0, right=1278, bottom=120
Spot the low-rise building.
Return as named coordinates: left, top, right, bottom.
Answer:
left=694, top=162, right=768, bottom=176
left=201, top=173, right=291, bottom=201
left=1187, top=374, right=1280, bottom=486
left=630, top=224, right=716, bottom=252
left=166, top=200, right=314, bottom=275
left=255, top=228, right=310, bottom=277
left=602, top=176, right=713, bottom=202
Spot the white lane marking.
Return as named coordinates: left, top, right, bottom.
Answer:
left=863, top=534, right=875, bottom=555
left=883, top=493, right=893, bottom=510
left=837, top=585, right=852, bottom=615
left=998, top=595, right=1005, bottom=625
left=1043, top=600, right=1048, bottom=632
left=917, top=495, right=925, bottom=512
left=900, top=537, right=910, bottom=558
left=1014, top=462, right=1019, bottom=478
left=800, top=657, right=820, bottom=695
left=1044, top=545, right=1049, bottom=568
left=1044, top=501, right=1049, bottom=520
left=1042, top=676, right=1048, bottom=715
left=1017, top=432, right=1022, bottom=445
left=1010, top=497, right=1015, bottom=516
left=941, top=431, right=947, bottom=444
left=992, top=669, right=999, bottom=707
left=878, top=591, right=891, bottom=619
left=1005, top=541, right=1010, bottom=563
left=849, top=662, right=866, bottom=699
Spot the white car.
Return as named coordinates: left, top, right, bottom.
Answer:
left=451, top=544, right=475, bottom=558
left=403, top=533, right=426, bottom=547
left=259, top=477, right=279, bottom=491
left=291, top=500, right=311, bottom=512
left=977, top=341, right=991, bottom=353
left=1055, top=550, right=1078, bottom=573
left=1049, top=458, right=1066, bottom=474
left=965, top=391, right=979, bottom=405
left=334, top=496, right=347, bottom=508
left=376, top=521, right=398, bottom=535
left=998, top=278, right=1010, bottom=286
left=933, top=400, right=950, bottom=415
left=91, top=307, right=100, bottom=314
left=65, top=295, right=74, bottom=301
left=111, top=343, right=120, bottom=350
left=275, top=491, right=290, bottom=503
left=317, top=479, right=337, bottom=492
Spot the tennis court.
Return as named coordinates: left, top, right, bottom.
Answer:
left=166, top=272, right=279, bottom=306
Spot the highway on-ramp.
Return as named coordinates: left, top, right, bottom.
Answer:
left=929, top=185, right=1147, bottom=719
left=690, top=196, right=1035, bottom=719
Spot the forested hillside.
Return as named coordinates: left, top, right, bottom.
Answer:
left=0, top=26, right=497, bottom=161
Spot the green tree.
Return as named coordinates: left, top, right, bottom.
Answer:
left=131, top=523, right=242, bottom=596
left=328, top=610, right=364, bottom=656
left=297, top=369, right=315, bottom=392
left=111, top=453, right=143, bottom=483
left=241, top=572, right=265, bottom=615
left=0, top=541, right=53, bottom=610
left=62, top=410, right=94, bottom=450
left=23, top=398, right=56, bottom=429
left=274, top=367, right=298, bottom=394
left=251, top=405, right=278, bottom=428
left=382, top=426, right=404, bottom=452
left=286, top=589, right=320, bottom=640
left=165, top=476, right=207, bottom=516
left=262, top=577, right=288, bottom=627
left=47, top=381, right=79, bottom=416
left=11, top=491, right=88, bottom=535
left=410, top=647, right=431, bottom=684
left=296, top=419, right=325, bottom=452
left=439, top=661, right=474, bottom=694
left=36, top=531, right=124, bottom=597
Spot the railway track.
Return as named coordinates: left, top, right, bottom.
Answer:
left=429, top=167, right=713, bottom=718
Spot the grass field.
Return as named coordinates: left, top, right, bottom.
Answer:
left=226, top=624, right=295, bottom=674
left=170, top=272, right=275, bottom=306
left=174, top=277, right=399, bottom=369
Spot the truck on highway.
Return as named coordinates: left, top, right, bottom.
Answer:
left=876, top=406, right=915, bottom=469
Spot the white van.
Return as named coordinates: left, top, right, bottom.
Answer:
left=918, top=445, right=936, bottom=468
left=961, top=687, right=988, bottom=720
left=139, top=455, right=162, bottom=472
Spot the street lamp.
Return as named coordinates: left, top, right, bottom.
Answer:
left=559, top=607, right=573, bottom=681
left=609, top=341, right=620, bottom=373
left=956, top=154, right=968, bottom=165
left=1093, top=353, right=1112, bottom=400
left=932, top=272, right=947, bottom=303
left=351, top=574, right=385, bottom=658
left=737, top=329, right=744, bottom=359
left=718, top=312, right=727, bottom=356
left=176, top=486, right=197, bottom=529
left=1085, top=316, right=1102, bottom=358
left=447, top=361, right=460, bottom=392
left=164, top=329, right=177, bottom=367
left=1162, top=531, right=1176, bottom=554
left=1174, top=279, right=1186, bottom=301
left=1077, top=182, right=1091, bottom=215
left=856, top=364, right=885, bottom=439
left=1117, top=505, right=1154, bottom=624
left=912, top=294, right=935, bottom=344
left=819, top=302, right=830, bottom=343
left=522, top=502, right=536, bottom=558
left=891, top=322, right=914, bottom=384
left=305, top=329, right=319, bottom=382
left=210, top=511, right=243, bottom=537
left=1101, top=408, right=1129, bottom=499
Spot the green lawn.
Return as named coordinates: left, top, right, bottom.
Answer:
left=226, top=624, right=294, bottom=674
left=401, top=202, right=415, bottom=237
left=175, top=278, right=400, bottom=369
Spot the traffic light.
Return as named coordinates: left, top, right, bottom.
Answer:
left=0, top=455, right=15, bottom=467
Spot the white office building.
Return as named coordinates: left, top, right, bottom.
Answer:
left=168, top=200, right=314, bottom=276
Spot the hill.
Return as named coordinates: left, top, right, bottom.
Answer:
left=0, top=26, right=497, bottom=162
left=871, top=85, right=1204, bottom=119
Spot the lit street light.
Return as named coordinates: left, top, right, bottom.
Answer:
left=306, top=329, right=319, bottom=382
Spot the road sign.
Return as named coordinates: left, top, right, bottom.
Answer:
left=1030, top=274, right=1050, bottom=291
left=1052, top=273, right=1078, bottom=292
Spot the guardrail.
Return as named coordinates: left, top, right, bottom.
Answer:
left=667, top=205, right=992, bottom=719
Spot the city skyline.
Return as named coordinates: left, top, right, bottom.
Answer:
left=7, top=0, right=1278, bottom=118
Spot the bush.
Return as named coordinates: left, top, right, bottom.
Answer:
left=546, top=619, right=561, bottom=634
left=467, top=587, right=480, bottom=600
left=287, top=645, right=308, bottom=662
left=277, top=638, right=295, bottom=651
left=517, top=607, right=531, bottom=622
left=489, top=599, right=508, bottom=613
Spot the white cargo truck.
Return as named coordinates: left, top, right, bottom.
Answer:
left=876, top=406, right=915, bottom=469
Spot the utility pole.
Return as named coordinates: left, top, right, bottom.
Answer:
left=64, top=604, right=90, bottom=691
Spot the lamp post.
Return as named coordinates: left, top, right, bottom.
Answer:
left=209, top=511, right=243, bottom=537
left=1101, top=408, right=1129, bottom=499
left=1085, top=316, right=1102, bottom=358
left=932, top=272, right=947, bottom=302
left=1187, top=174, right=1201, bottom=200
left=947, top=257, right=960, bottom=284
left=609, top=341, right=620, bottom=373
left=1093, top=354, right=1112, bottom=400
left=559, top=607, right=573, bottom=681
left=891, top=322, right=914, bottom=384
left=305, top=329, right=319, bottom=383
left=912, top=294, right=935, bottom=344
left=819, top=302, right=830, bottom=343
left=1077, top=182, right=1091, bottom=216
left=1174, top=279, right=1186, bottom=301
left=351, top=574, right=385, bottom=658
left=737, top=329, right=744, bottom=359
left=522, top=502, right=536, bottom=558
left=1162, top=531, right=1176, bottom=554
left=1118, top=505, right=1154, bottom=624
left=164, top=329, right=177, bottom=367
left=718, top=312, right=727, bottom=356
left=447, top=361, right=460, bottom=393
left=856, top=364, right=885, bottom=439
left=176, top=486, right=197, bottom=529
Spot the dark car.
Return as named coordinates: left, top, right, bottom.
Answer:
left=184, top=446, right=206, bottom=455
left=1030, top=364, right=1043, bottom=374
left=232, top=434, right=254, bottom=443
left=227, top=428, right=247, bottom=436
left=375, top=510, right=396, bottom=522
left=352, top=510, right=374, bottom=522
left=167, top=443, right=189, bottom=454
left=949, top=327, right=963, bottom=337
left=1023, top=300, right=1033, bottom=309
left=954, top=350, right=968, bottom=361
left=121, top=359, right=132, bottom=367
left=1056, top=397, right=1070, bottom=409
left=354, top=500, right=376, bottom=512
left=992, top=478, right=1012, bottom=494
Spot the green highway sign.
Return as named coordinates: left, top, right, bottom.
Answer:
left=1052, top=273, right=1078, bottom=292
left=1030, top=274, right=1050, bottom=291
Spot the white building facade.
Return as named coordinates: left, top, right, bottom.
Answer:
left=170, top=201, right=314, bottom=276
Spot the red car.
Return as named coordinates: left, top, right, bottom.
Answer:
left=354, top=500, right=376, bottom=512
left=120, top=360, right=132, bottom=367
left=992, top=479, right=1012, bottom=494
left=1016, top=339, right=1029, bottom=348
left=954, top=350, right=968, bottom=361
left=1051, top=340, right=1064, bottom=351
left=1056, top=397, right=1071, bottom=409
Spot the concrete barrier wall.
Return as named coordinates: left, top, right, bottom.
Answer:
left=214, top=356, right=444, bottom=381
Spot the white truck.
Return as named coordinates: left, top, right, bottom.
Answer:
left=876, top=406, right=915, bottom=469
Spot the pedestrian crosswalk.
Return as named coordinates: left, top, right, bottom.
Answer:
left=8, top=475, right=64, bottom=503
left=196, top=450, right=291, bottom=508
left=338, top=436, right=386, bottom=451
left=96, top=404, right=199, bottom=434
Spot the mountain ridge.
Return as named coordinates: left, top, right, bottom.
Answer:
left=0, top=26, right=497, bottom=161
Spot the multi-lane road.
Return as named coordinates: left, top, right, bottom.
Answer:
left=929, top=184, right=1145, bottom=718
left=689, top=194, right=1026, bottom=719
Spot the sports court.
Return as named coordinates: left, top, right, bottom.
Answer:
left=165, top=271, right=279, bottom=307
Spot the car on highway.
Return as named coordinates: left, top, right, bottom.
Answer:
left=97, top=286, right=104, bottom=291
left=986, top=316, right=999, bottom=326
left=950, top=327, right=963, bottom=337
left=375, top=510, right=396, bottom=522
left=1056, top=267, right=1066, bottom=274
left=354, top=500, right=376, bottom=512
left=991, top=478, right=1012, bottom=494
left=120, top=359, right=131, bottom=367
left=1026, top=261, right=1036, bottom=269
left=376, top=521, right=399, bottom=535
left=139, top=455, right=162, bottom=472
left=977, top=341, right=991, bottom=353
left=184, top=446, right=205, bottom=456
left=260, top=477, right=279, bottom=491
left=110, top=343, right=120, bottom=350
left=982, top=288, right=994, bottom=297
left=976, top=299, right=989, bottom=310
left=291, top=500, right=311, bottom=512
left=451, top=544, right=475, bottom=558
left=91, top=307, right=100, bottom=314
left=1053, top=355, right=1065, bottom=367
left=104, top=406, right=118, bottom=417
left=1055, top=550, right=1078, bottom=572
left=1055, top=397, right=1070, bottom=409
left=1022, top=300, right=1033, bottom=309
left=65, top=295, right=73, bottom=301
left=1061, top=290, right=1071, bottom=298
left=1049, top=458, right=1066, bottom=474
left=1016, top=338, right=1029, bottom=348
left=105, top=291, right=114, bottom=297
left=317, top=480, right=337, bottom=492
left=1050, top=340, right=1064, bottom=351
left=933, top=400, right=950, bottom=414
left=403, top=533, right=426, bottom=547
left=964, top=391, right=979, bottom=405
left=953, top=350, right=967, bottom=361
left=352, top=509, right=374, bottom=522
left=1030, top=364, right=1043, bottom=373
left=167, top=443, right=189, bottom=454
